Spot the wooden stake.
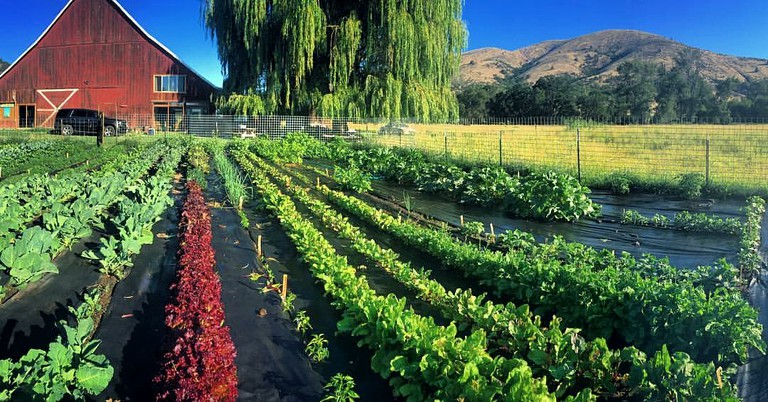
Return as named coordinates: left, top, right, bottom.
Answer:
left=238, top=196, right=244, bottom=210
left=86, top=160, right=89, bottom=166
left=398, top=215, right=402, bottom=223
left=66, top=152, right=69, bottom=159
left=490, top=223, right=495, bottom=237
left=316, top=177, right=320, bottom=187
left=460, top=215, right=464, bottom=227
left=325, top=168, right=329, bottom=176
left=281, top=274, right=288, bottom=301
left=257, top=235, right=263, bottom=258
left=716, top=367, right=723, bottom=389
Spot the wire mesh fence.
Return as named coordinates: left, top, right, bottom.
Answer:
left=1, top=114, right=767, bottom=191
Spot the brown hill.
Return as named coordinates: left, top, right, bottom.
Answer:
left=459, top=30, right=768, bottom=85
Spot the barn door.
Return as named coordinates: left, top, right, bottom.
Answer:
left=36, top=89, right=80, bottom=127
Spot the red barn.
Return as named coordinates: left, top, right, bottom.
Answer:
left=0, top=0, right=218, bottom=131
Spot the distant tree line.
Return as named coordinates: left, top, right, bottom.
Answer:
left=458, top=50, right=768, bottom=123
left=0, top=58, right=9, bottom=74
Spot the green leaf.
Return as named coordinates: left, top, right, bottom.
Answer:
left=389, top=355, right=408, bottom=374
left=75, top=364, right=114, bottom=394
left=459, top=362, right=478, bottom=383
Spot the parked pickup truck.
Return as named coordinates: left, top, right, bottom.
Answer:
left=53, top=108, right=128, bottom=136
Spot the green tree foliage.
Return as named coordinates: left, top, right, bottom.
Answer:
left=613, top=61, right=660, bottom=123
left=466, top=56, right=765, bottom=123
left=456, top=84, right=500, bottom=121
left=204, top=0, right=467, bottom=122
left=0, top=58, right=10, bottom=74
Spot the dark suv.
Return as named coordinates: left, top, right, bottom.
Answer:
left=53, top=108, right=128, bottom=136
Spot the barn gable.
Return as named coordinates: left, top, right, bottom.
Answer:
left=0, top=0, right=218, bottom=129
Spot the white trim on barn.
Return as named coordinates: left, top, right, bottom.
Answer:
left=0, top=0, right=219, bottom=90
left=36, top=88, right=80, bottom=126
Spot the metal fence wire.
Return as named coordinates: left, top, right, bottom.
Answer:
left=2, top=114, right=767, bottom=190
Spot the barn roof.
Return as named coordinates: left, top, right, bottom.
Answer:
left=0, top=0, right=219, bottom=89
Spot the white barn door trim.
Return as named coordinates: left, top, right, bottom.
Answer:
left=36, top=89, right=79, bottom=126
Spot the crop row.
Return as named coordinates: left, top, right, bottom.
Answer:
left=0, top=143, right=154, bottom=234
left=298, top=161, right=745, bottom=300
left=243, top=135, right=599, bottom=222
left=0, top=140, right=60, bottom=176
left=83, top=140, right=187, bottom=278
left=231, top=149, right=563, bottom=401
left=0, top=142, right=172, bottom=297
left=738, top=196, right=767, bottom=284
left=307, top=168, right=763, bottom=366
left=2, top=141, right=136, bottom=184
left=621, top=209, right=743, bottom=235
left=155, top=180, right=238, bottom=401
left=253, top=152, right=737, bottom=400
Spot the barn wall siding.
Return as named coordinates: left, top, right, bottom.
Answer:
left=0, top=0, right=217, bottom=128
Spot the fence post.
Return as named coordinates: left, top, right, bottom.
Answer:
left=705, top=135, right=711, bottom=186
left=499, top=131, right=503, bottom=166
left=576, top=128, right=582, bottom=182
left=444, top=131, right=448, bottom=157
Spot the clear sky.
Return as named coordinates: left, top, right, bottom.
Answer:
left=2, top=0, right=768, bottom=88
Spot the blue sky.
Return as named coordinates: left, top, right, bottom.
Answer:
left=2, top=0, right=768, bottom=87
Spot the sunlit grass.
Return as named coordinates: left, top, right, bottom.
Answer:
left=363, top=123, right=768, bottom=196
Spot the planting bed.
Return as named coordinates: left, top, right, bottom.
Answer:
left=365, top=179, right=743, bottom=268
left=1, top=134, right=766, bottom=401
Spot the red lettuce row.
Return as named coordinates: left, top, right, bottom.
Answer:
left=154, top=181, right=238, bottom=401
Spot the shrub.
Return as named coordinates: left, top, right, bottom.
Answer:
left=677, top=173, right=705, bottom=199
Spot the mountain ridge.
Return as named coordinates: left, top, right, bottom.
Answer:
left=459, top=29, right=768, bottom=85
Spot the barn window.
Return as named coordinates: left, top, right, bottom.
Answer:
left=154, top=75, right=187, bottom=93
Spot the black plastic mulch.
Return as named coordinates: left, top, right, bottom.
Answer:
left=0, top=234, right=104, bottom=360
left=204, top=173, right=326, bottom=401
left=368, top=180, right=743, bottom=269
left=93, top=178, right=185, bottom=400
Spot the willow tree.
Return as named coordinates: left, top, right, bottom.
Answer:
left=203, top=0, right=467, bottom=122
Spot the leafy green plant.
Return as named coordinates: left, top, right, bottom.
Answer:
left=0, top=316, right=113, bottom=401
left=402, top=191, right=413, bottom=215
left=294, top=310, right=313, bottom=336
left=1, top=227, right=59, bottom=287
left=70, top=288, right=104, bottom=321
left=622, top=209, right=743, bottom=235
left=738, top=196, right=766, bottom=283
left=333, top=165, right=372, bottom=193
left=605, top=171, right=631, bottom=194
left=497, top=229, right=537, bottom=252
left=187, top=143, right=210, bottom=173
left=321, top=374, right=359, bottom=402
left=187, top=167, right=207, bottom=190
left=306, top=334, right=330, bottom=363
left=508, top=171, right=600, bottom=221
left=282, top=291, right=297, bottom=312
left=461, top=221, right=484, bottom=245
left=677, top=173, right=706, bottom=199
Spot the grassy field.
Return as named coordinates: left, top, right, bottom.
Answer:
left=357, top=123, right=768, bottom=195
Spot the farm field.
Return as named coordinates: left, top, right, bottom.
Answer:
left=0, top=133, right=766, bottom=401
left=356, top=123, right=768, bottom=196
